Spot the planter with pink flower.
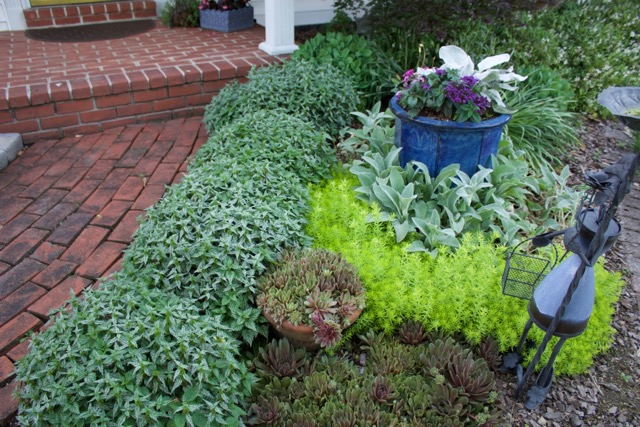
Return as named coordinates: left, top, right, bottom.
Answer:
left=257, top=248, right=366, bottom=350
left=198, top=0, right=253, bottom=32
left=392, top=45, right=527, bottom=177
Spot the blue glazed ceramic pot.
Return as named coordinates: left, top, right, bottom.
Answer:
left=390, top=97, right=511, bottom=177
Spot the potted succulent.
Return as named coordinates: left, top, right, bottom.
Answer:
left=198, top=0, right=253, bottom=32
left=256, top=248, right=366, bottom=350
left=391, top=45, right=526, bottom=177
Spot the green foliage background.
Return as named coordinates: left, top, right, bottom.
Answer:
left=160, top=0, right=199, bottom=27
left=292, top=31, right=400, bottom=108
left=307, top=175, right=625, bottom=375
left=336, top=0, right=639, bottom=116
left=441, top=0, right=640, bottom=116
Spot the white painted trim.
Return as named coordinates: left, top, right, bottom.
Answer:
left=155, top=0, right=168, bottom=17
left=258, top=41, right=299, bottom=55
left=259, top=0, right=298, bottom=55
left=0, top=0, right=10, bottom=31
left=3, top=0, right=28, bottom=30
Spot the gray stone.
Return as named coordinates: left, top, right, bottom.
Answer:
left=0, top=133, right=24, bottom=171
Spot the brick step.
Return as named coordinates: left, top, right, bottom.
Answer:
left=0, top=62, right=257, bottom=144
left=24, top=0, right=156, bottom=29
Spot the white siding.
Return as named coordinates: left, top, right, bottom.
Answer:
left=3, top=0, right=33, bottom=30
left=0, top=0, right=10, bottom=31
left=253, top=0, right=335, bottom=27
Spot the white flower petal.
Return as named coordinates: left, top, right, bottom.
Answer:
left=474, top=70, right=500, bottom=82
left=416, top=67, right=436, bottom=76
left=477, top=53, right=510, bottom=71
left=439, top=45, right=474, bottom=76
left=499, top=72, right=528, bottom=82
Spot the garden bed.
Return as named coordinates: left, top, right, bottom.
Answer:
left=9, top=2, right=640, bottom=422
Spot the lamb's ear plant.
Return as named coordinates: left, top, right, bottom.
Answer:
left=339, top=102, right=396, bottom=155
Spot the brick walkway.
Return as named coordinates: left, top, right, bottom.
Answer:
left=0, top=117, right=207, bottom=420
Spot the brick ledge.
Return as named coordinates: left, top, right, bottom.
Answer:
left=24, top=0, right=156, bottom=29
left=0, top=57, right=278, bottom=144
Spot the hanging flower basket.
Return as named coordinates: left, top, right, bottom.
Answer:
left=199, top=6, right=253, bottom=32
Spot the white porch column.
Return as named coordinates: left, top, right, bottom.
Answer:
left=259, top=0, right=298, bottom=55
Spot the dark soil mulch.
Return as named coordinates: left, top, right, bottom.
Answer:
left=25, top=19, right=156, bottom=43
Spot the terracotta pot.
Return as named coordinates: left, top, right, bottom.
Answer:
left=262, top=309, right=362, bottom=350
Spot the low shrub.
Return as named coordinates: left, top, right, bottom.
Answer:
left=123, top=111, right=335, bottom=341
left=292, top=32, right=400, bottom=108
left=247, top=333, right=502, bottom=425
left=15, top=110, right=337, bottom=425
left=203, top=60, right=359, bottom=137
left=306, top=175, right=625, bottom=375
left=16, top=280, right=253, bottom=426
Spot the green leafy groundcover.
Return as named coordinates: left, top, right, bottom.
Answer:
left=307, top=175, right=625, bottom=375
left=14, top=110, right=337, bottom=426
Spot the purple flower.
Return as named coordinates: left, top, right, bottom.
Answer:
left=443, top=81, right=491, bottom=115
left=403, top=69, right=415, bottom=86
left=403, top=69, right=415, bottom=80
left=473, top=94, right=491, bottom=115
left=461, top=75, right=479, bottom=87
left=435, top=68, right=446, bottom=76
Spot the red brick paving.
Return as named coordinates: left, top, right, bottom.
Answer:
left=0, top=313, right=42, bottom=354
left=0, top=356, right=14, bottom=385
left=0, top=117, right=205, bottom=418
left=0, top=382, right=18, bottom=422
